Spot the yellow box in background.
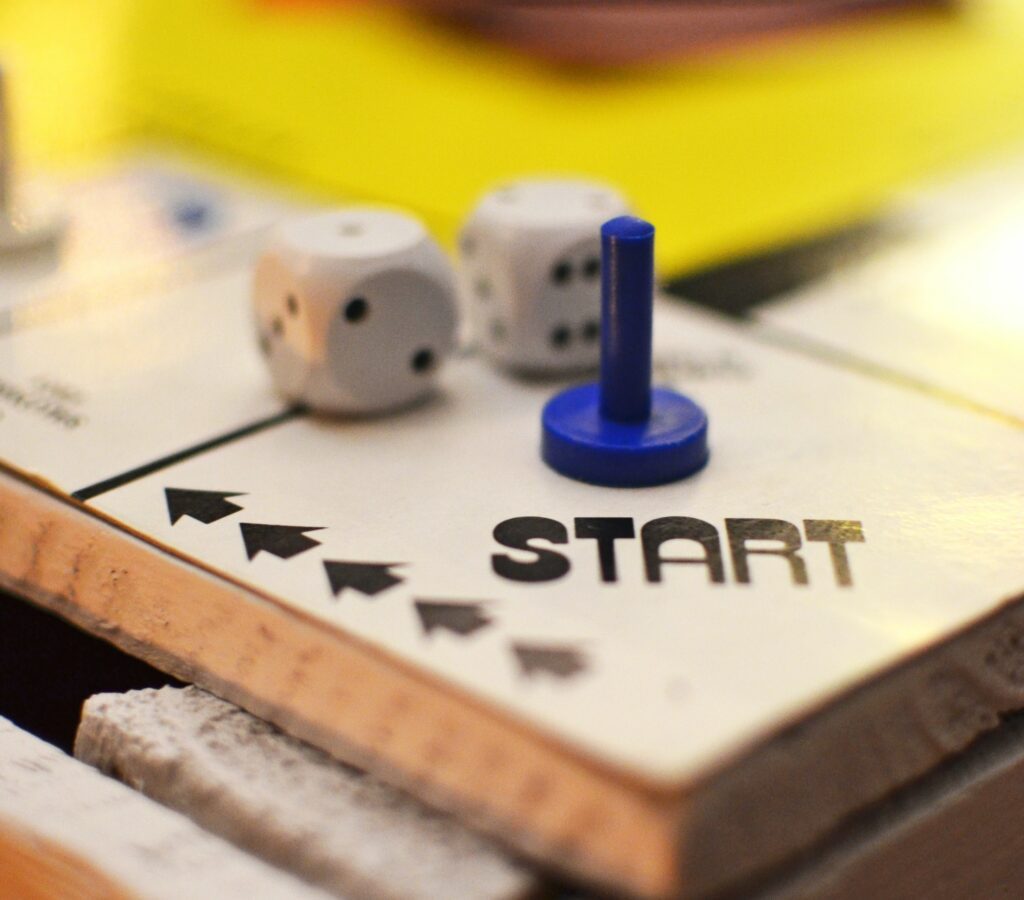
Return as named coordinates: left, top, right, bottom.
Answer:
left=4, top=0, right=1024, bottom=274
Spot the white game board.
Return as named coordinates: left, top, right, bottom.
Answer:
left=0, top=153, right=1020, bottom=785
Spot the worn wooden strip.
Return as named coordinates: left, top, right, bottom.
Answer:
left=0, top=716, right=332, bottom=900
left=75, top=686, right=537, bottom=900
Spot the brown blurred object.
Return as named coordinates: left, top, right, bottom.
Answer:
left=414, top=0, right=953, bottom=64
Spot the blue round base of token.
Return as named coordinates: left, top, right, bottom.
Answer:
left=541, top=383, right=709, bottom=487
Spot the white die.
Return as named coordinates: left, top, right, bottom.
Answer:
left=458, top=179, right=629, bottom=374
left=253, top=208, right=458, bottom=415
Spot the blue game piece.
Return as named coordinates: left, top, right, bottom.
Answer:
left=171, top=198, right=213, bottom=232
left=541, top=216, right=709, bottom=487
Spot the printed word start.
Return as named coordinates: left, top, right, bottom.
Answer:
left=492, top=517, right=864, bottom=588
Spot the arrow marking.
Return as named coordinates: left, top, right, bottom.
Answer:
left=240, top=523, right=325, bottom=560
left=511, top=642, right=588, bottom=681
left=414, top=600, right=493, bottom=638
left=165, top=488, right=246, bottom=525
left=323, top=561, right=405, bottom=598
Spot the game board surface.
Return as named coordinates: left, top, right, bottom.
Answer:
left=0, top=154, right=1021, bottom=788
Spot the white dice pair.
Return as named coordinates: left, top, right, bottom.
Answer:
left=252, top=179, right=628, bottom=415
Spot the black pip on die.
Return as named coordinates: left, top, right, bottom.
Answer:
left=458, top=179, right=630, bottom=375
left=253, top=209, right=458, bottom=414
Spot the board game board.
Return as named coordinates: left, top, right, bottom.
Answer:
left=0, top=152, right=1021, bottom=898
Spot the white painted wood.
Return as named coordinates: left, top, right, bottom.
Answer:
left=0, top=715, right=331, bottom=899
left=75, top=686, right=535, bottom=900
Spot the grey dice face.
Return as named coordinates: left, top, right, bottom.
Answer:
left=253, top=209, right=458, bottom=415
left=458, top=179, right=630, bottom=375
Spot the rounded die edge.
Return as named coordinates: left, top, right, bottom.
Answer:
left=270, top=207, right=435, bottom=266
left=468, top=178, right=631, bottom=232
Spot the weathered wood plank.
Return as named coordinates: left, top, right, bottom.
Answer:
left=75, top=686, right=537, bottom=900
left=0, top=715, right=332, bottom=899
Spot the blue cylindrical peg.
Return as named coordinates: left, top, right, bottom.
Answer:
left=599, top=216, right=654, bottom=423
left=540, top=214, right=710, bottom=487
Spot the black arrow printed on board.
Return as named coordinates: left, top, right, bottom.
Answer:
left=415, top=600, right=493, bottom=638
left=323, top=561, right=405, bottom=598
left=165, top=488, right=245, bottom=525
left=240, top=523, right=325, bottom=560
left=511, top=642, right=588, bottom=681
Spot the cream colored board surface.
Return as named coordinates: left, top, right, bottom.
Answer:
left=0, top=156, right=312, bottom=489
left=759, top=156, right=1024, bottom=421
left=83, top=297, right=1024, bottom=782
left=0, top=156, right=1021, bottom=787
left=0, top=265, right=285, bottom=490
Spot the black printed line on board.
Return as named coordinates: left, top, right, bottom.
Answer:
left=71, top=406, right=306, bottom=502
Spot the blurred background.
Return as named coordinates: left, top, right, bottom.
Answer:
left=1, top=0, right=1023, bottom=274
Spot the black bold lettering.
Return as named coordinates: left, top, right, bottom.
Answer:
left=574, top=518, right=635, bottom=583
left=492, top=517, right=570, bottom=583
left=726, top=519, right=808, bottom=586
left=804, top=520, right=865, bottom=587
left=641, top=517, right=725, bottom=584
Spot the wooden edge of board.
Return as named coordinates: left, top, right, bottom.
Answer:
left=0, top=469, right=686, bottom=899
left=0, top=821, right=135, bottom=900
left=4, top=465, right=1024, bottom=899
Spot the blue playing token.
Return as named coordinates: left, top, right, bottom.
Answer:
left=541, top=215, right=710, bottom=487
